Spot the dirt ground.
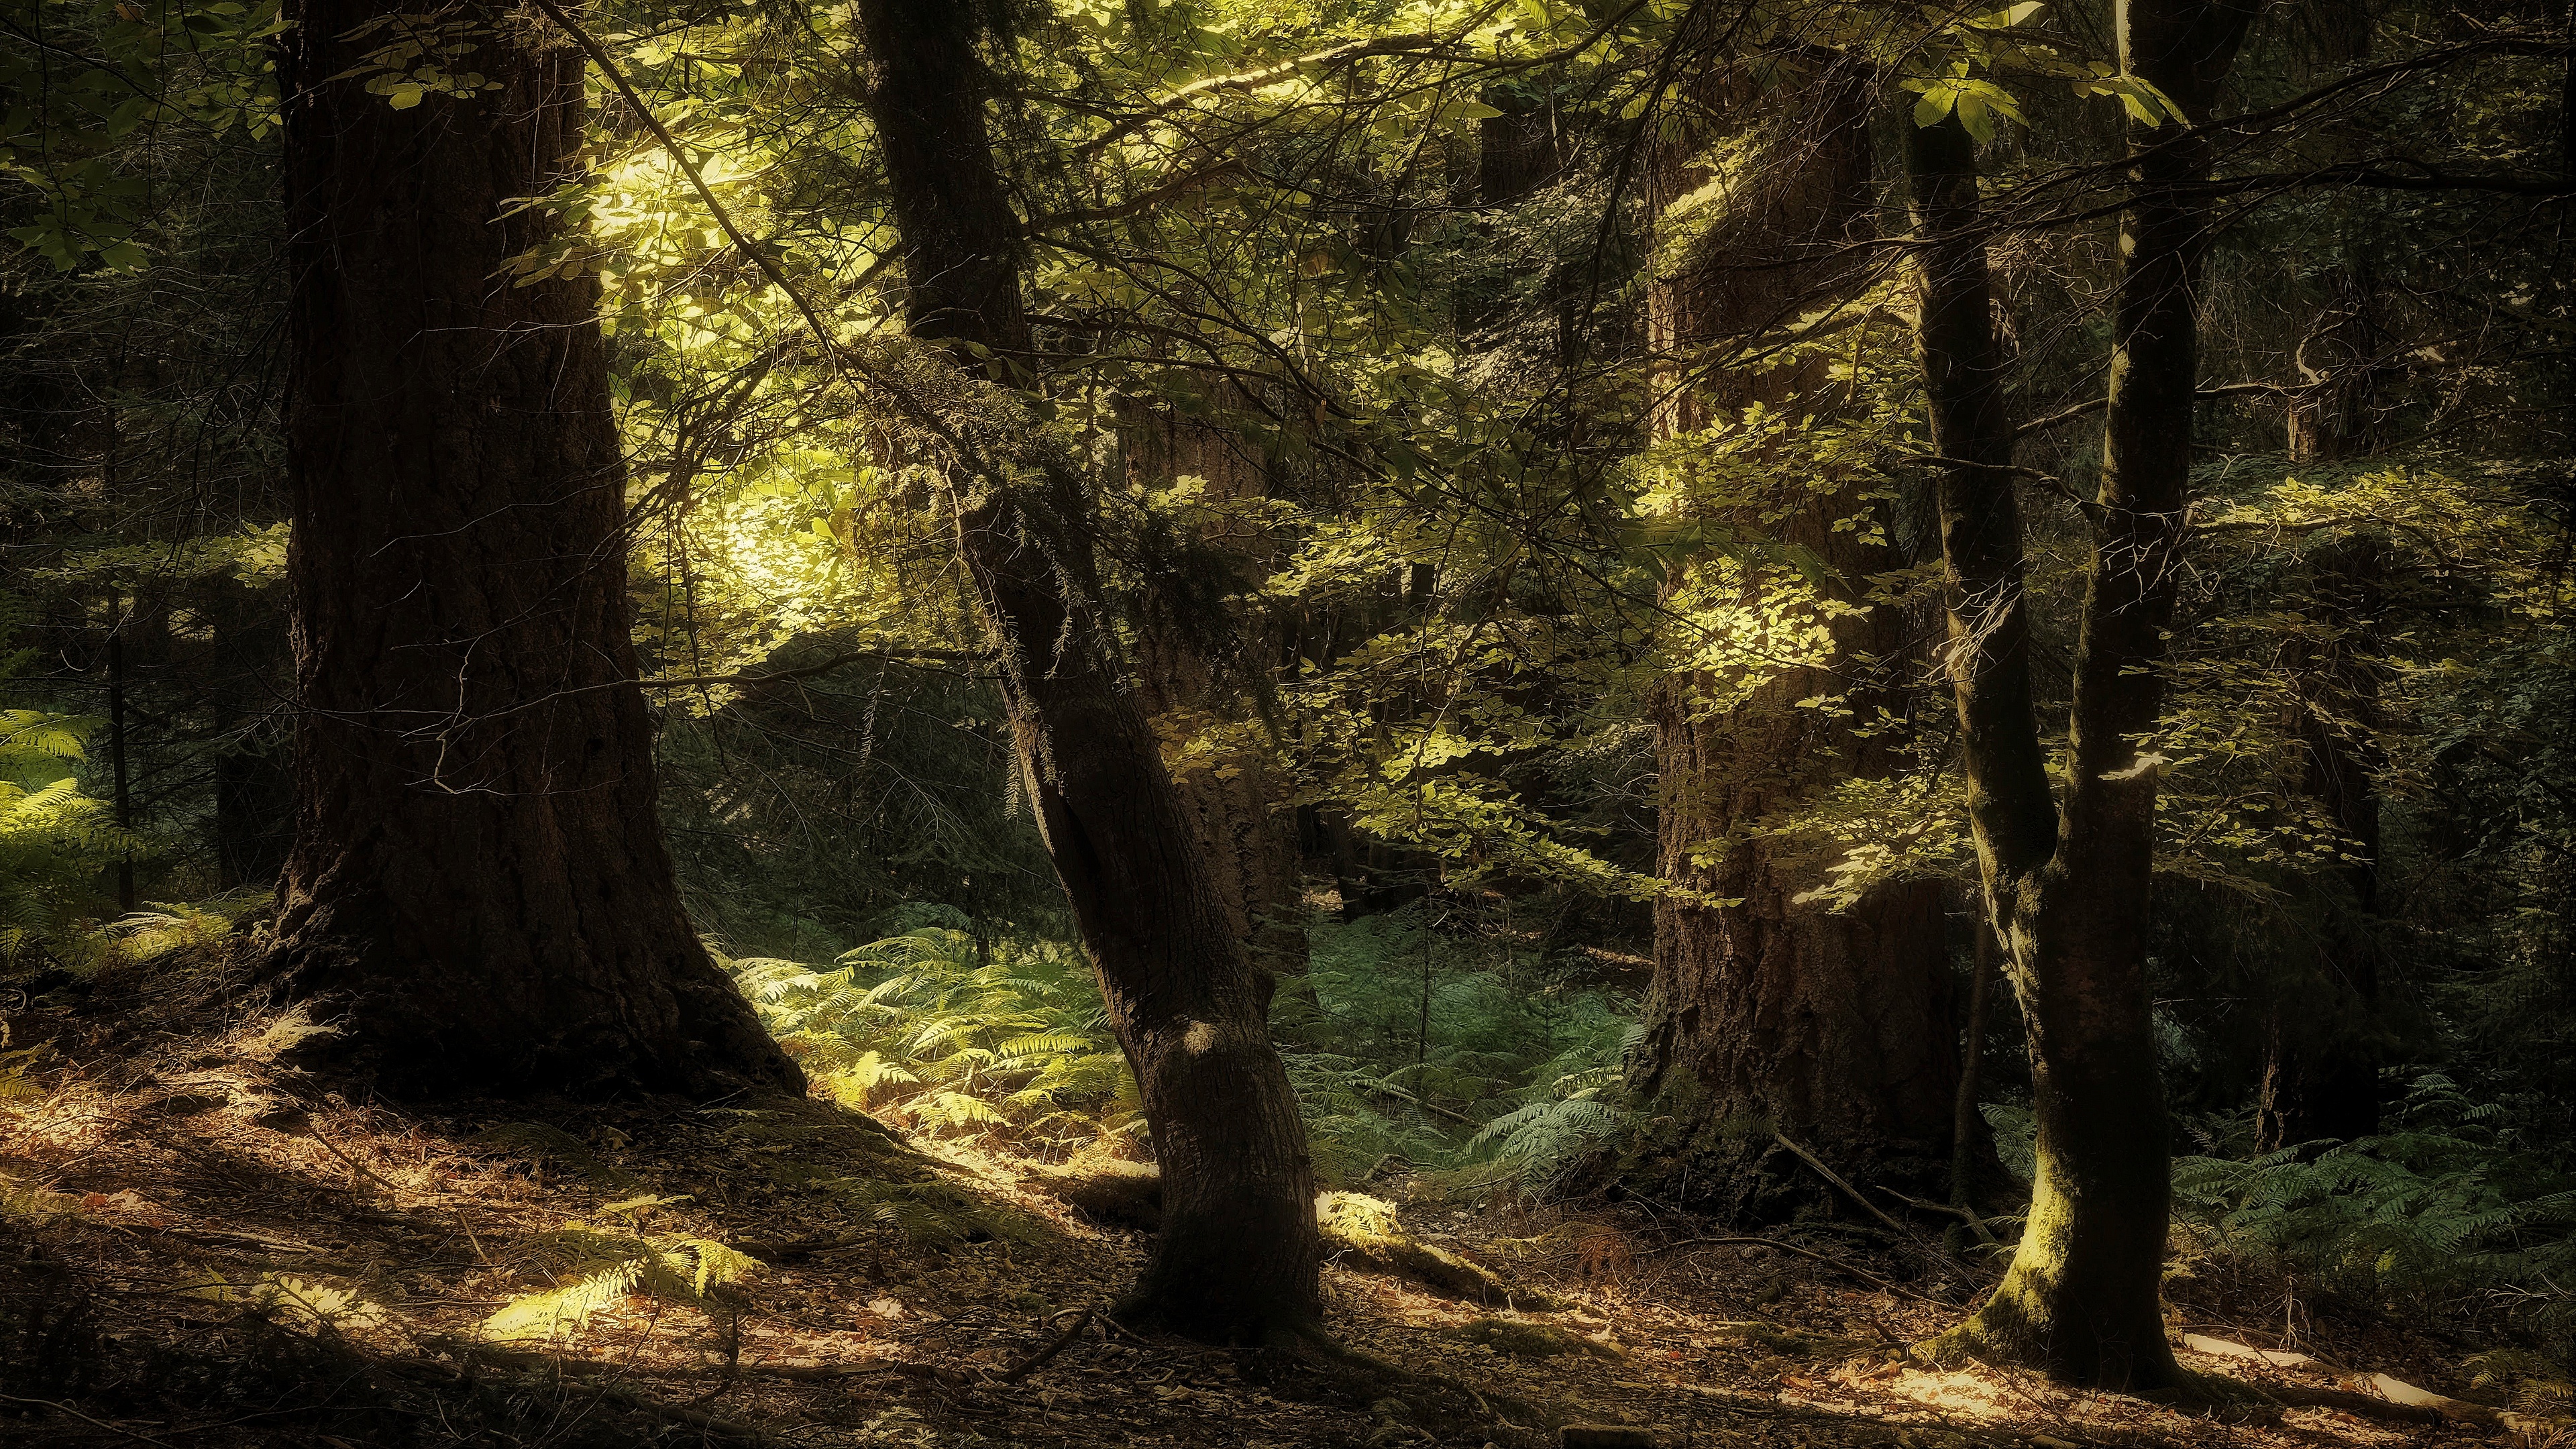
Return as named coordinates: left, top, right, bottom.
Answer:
left=0, top=960, right=2532, bottom=1448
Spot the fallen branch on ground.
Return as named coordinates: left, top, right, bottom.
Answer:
left=1638, top=1234, right=1954, bottom=1307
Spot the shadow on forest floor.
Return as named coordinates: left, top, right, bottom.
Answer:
left=0, top=955, right=2521, bottom=1447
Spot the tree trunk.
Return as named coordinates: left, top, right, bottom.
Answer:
left=2258, top=538, right=2386, bottom=1148
left=2262, top=229, right=2389, bottom=1147
left=258, top=0, right=799, bottom=1097
left=849, top=0, right=1322, bottom=1341
left=1121, top=392, right=1311, bottom=1002
left=1909, top=0, right=2257, bottom=1388
left=1629, top=63, right=1955, bottom=1214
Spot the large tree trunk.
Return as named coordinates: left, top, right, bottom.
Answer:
left=849, top=0, right=1322, bottom=1342
left=1910, top=0, right=2257, bottom=1389
left=258, top=0, right=798, bottom=1097
left=1629, top=64, right=1955, bottom=1214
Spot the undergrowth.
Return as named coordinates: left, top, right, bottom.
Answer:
left=716, top=902, right=1638, bottom=1191
left=2173, top=1073, right=2576, bottom=1360
left=1284, top=908, right=1638, bottom=1191
left=720, top=912, right=1141, bottom=1157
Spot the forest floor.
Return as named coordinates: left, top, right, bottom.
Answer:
left=0, top=958, right=2531, bottom=1448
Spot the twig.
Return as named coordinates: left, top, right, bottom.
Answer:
left=1358, top=1079, right=1479, bottom=1127
left=633, top=649, right=987, bottom=691
left=305, top=1118, right=404, bottom=1200
left=1638, top=1235, right=1953, bottom=1307
left=1879, top=1186, right=2009, bottom=1247
left=2014, top=381, right=2288, bottom=439
left=1770, top=1130, right=1912, bottom=1238
left=0, top=1394, right=184, bottom=1449
left=999, top=1306, right=1097, bottom=1383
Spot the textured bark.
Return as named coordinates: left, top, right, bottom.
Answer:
left=1630, top=66, right=1954, bottom=1210
left=1910, top=0, right=2257, bottom=1388
left=259, top=0, right=799, bottom=1097
left=850, top=0, right=1323, bottom=1341
left=1122, top=396, right=1310, bottom=996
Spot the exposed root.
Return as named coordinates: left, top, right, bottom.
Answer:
left=1025, top=1157, right=1164, bottom=1228
left=1444, top=1316, right=1624, bottom=1360
left=1255, top=1321, right=1562, bottom=1449
left=1318, top=1190, right=1570, bottom=1309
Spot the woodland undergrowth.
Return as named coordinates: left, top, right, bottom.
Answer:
left=7, top=892, right=2576, bottom=1440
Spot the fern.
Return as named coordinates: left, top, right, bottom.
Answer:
left=1285, top=908, right=1640, bottom=1190
left=0, top=1172, right=80, bottom=1220
left=470, top=1123, right=640, bottom=1189
left=192, top=1272, right=390, bottom=1334
left=819, top=1177, right=1033, bottom=1247
left=482, top=1218, right=764, bottom=1342
left=0, top=710, right=138, bottom=971
left=2172, top=1074, right=2576, bottom=1346
left=718, top=926, right=1138, bottom=1153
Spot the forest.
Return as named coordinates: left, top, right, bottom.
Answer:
left=0, top=0, right=2570, bottom=1443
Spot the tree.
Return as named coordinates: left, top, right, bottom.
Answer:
left=1120, top=391, right=1313, bottom=1002
left=257, top=0, right=799, bottom=1095
left=846, top=0, right=1323, bottom=1342
left=1628, top=52, right=1956, bottom=1212
left=1909, top=0, right=2259, bottom=1389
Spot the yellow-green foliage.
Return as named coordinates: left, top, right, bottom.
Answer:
left=0, top=1171, right=81, bottom=1221
left=724, top=927, right=1138, bottom=1154
left=482, top=1198, right=763, bottom=1342
left=0, top=1044, right=56, bottom=1104
left=0, top=708, right=136, bottom=969
left=810, top=1175, right=1036, bottom=1248
left=192, top=1271, right=390, bottom=1334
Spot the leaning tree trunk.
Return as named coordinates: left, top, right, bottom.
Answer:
left=258, top=0, right=799, bottom=1096
left=1911, top=0, right=2257, bottom=1389
left=1629, top=62, right=1955, bottom=1215
left=849, top=0, right=1322, bottom=1342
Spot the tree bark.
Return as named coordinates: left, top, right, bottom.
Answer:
left=1629, top=63, right=1955, bottom=1213
left=1121, top=392, right=1311, bottom=1002
left=258, top=0, right=799, bottom=1097
left=1909, top=0, right=2257, bottom=1389
left=849, top=0, right=1323, bottom=1342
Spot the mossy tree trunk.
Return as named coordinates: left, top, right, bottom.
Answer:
left=848, top=0, right=1323, bottom=1342
left=259, top=0, right=800, bottom=1096
left=1630, top=61, right=1955, bottom=1213
left=1907, top=0, right=2256, bottom=1388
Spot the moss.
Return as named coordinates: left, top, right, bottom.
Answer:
left=1316, top=1192, right=1567, bottom=1310
left=1026, top=1159, right=1163, bottom=1229
left=1707, top=1320, right=1865, bottom=1357
left=1444, top=1317, right=1623, bottom=1359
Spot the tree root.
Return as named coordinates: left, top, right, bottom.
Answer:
left=1256, top=1320, right=1563, bottom=1449
left=1317, top=1190, right=1570, bottom=1309
left=1024, top=1159, right=1165, bottom=1229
